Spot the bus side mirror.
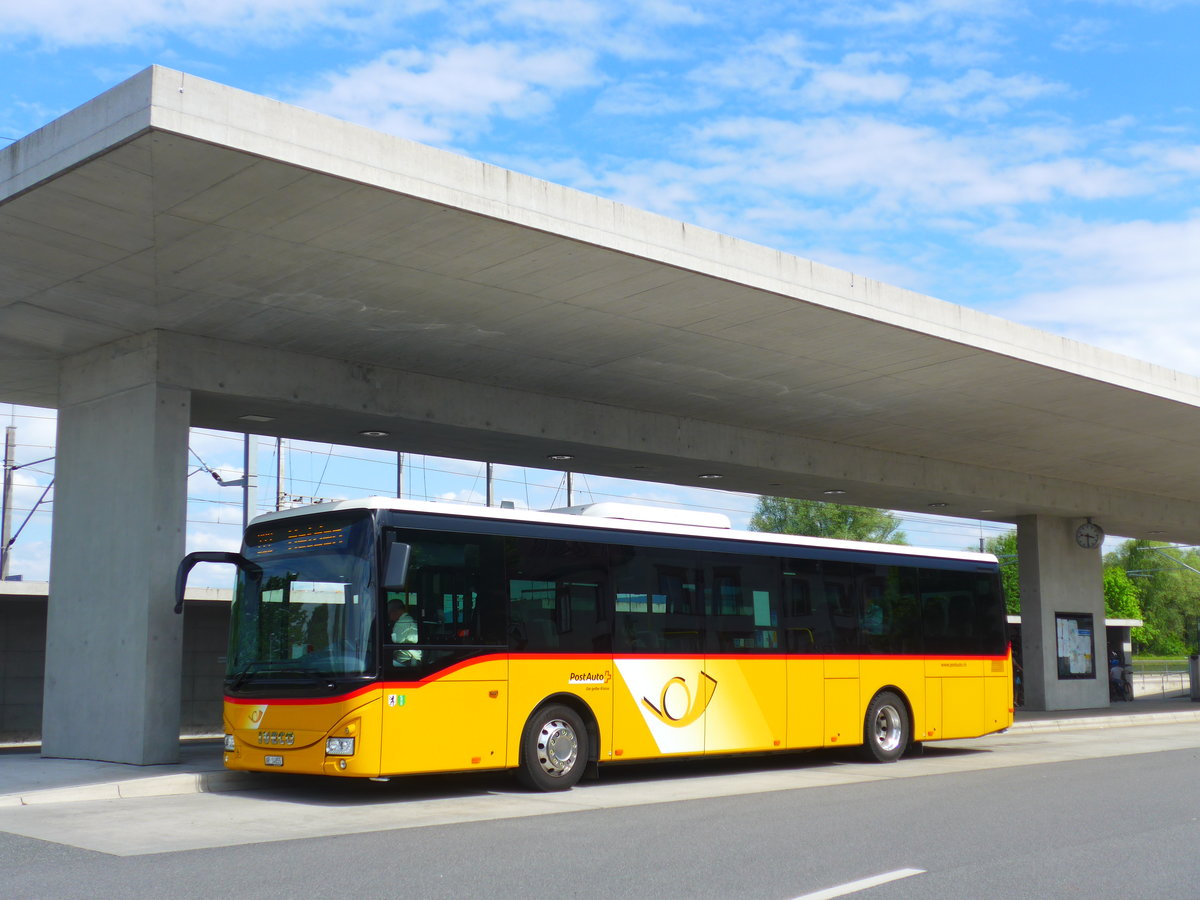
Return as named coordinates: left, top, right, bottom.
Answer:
left=175, top=551, right=260, bottom=614
left=383, top=541, right=411, bottom=592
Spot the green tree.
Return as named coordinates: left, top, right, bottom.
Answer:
left=1102, top=566, right=1141, bottom=619
left=982, top=531, right=1020, bottom=614
left=1104, top=540, right=1200, bottom=656
left=749, top=496, right=906, bottom=544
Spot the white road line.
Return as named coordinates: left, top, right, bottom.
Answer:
left=790, top=867, right=925, bottom=900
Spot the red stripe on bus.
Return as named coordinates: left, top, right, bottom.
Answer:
left=226, top=650, right=1007, bottom=706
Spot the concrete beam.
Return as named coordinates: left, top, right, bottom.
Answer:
left=151, top=330, right=1200, bottom=542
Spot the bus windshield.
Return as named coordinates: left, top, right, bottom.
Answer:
left=226, top=511, right=376, bottom=689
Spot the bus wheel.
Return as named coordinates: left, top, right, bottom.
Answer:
left=518, top=704, right=588, bottom=792
left=862, top=691, right=908, bottom=763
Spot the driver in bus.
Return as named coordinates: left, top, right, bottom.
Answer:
left=388, top=598, right=422, bottom=665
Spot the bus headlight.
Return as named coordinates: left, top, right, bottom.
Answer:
left=224, top=734, right=236, bottom=752
left=326, top=737, right=356, bottom=756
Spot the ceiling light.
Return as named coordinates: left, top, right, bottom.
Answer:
left=238, top=414, right=275, bottom=423
left=928, top=502, right=949, bottom=509
left=979, top=509, right=995, bottom=514
left=698, top=473, right=723, bottom=480
left=546, top=454, right=574, bottom=461
left=358, top=429, right=389, bottom=437
left=823, top=489, right=847, bottom=496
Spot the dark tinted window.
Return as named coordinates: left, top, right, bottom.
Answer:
left=919, top=568, right=1006, bottom=655
left=859, top=565, right=921, bottom=654
left=612, top=546, right=706, bottom=653
left=780, top=558, right=832, bottom=652
left=506, top=538, right=611, bottom=653
left=708, top=557, right=779, bottom=652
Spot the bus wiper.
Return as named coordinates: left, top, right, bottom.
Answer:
left=229, top=660, right=337, bottom=691
left=276, top=664, right=335, bottom=689
left=228, top=660, right=269, bottom=690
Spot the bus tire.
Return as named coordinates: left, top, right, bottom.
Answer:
left=517, top=703, right=588, bottom=792
left=862, top=691, right=908, bottom=763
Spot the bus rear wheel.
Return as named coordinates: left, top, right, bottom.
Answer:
left=862, top=691, right=908, bottom=763
left=517, top=703, right=588, bottom=792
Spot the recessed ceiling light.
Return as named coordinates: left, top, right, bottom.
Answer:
left=238, top=414, right=275, bottom=423
left=823, top=489, right=847, bottom=496
left=698, top=473, right=723, bottom=480
left=979, top=509, right=995, bottom=514
left=358, top=429, right=389, bottom=437
left=546, top=454, right=574, bottom=461
left=928, top=502, right=949, bottom=509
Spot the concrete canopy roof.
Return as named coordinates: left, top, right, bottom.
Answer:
left=3, top=66, right=1199, bottom=544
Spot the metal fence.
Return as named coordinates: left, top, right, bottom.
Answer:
left=1130, top=658, right=1190, bottom=697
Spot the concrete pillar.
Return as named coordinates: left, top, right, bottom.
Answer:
left=1016, top=515, right=1108, bottom=711
left=43, top=339, right=189, bottom=764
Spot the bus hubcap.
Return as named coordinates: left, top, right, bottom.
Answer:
left=536, top=719, right=578, bottom=776
left=874, top=705, right=902, bottom=752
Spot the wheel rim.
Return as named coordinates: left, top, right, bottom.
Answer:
left=872, top=704, right=903, bottom=753
left=534, top=717, right=579, bottom=777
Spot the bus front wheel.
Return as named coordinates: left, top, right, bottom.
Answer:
left=862, top=691, right=908, bottom=763
left=517, top=703, right=588, bottom=791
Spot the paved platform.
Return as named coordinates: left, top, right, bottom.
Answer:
left=2, top=695, right=1197, bottom=809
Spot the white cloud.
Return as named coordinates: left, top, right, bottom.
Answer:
left=989, top=215, right=1200, bottom=374
left=685, top=115, right=1151, bottom=216
left=908, top=69, right=1066, bottom=118
left=800, top=66, right=910, bottom=109
left=0, top=0, right=416, bottom=46
left=291, top=42, right=599, bottom=143
left=812, top=0, right=1016, bottom=29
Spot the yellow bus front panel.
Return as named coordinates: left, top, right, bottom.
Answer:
left=224, top=691, right=384, bottom=777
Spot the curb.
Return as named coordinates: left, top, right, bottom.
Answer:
left=0, top=769, right=260, bottom=808
left=1009, top=709, right=1200, bottom=735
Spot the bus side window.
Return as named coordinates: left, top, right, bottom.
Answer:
left=780, top=559, right=831, bottom=652
left=709, top=560, right=778, bottom=652
left=860, top=566, right=920, bottom=653
left=613, top=546, right=705, bottom=653
left=918, top=567, right=1004, bottom=655
left=506, top=537, right=610, bottom=653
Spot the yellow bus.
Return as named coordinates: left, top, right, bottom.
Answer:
left=175, top=498, right=1012, bottom=791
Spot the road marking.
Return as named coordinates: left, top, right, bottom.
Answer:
left=790, top=867, right=925, bottom=900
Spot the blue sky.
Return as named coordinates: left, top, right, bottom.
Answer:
left=3, top=1, right=1199, bottom=579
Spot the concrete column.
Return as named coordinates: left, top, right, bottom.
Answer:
left=1016, top=515, right=1108, bottom=711
left=43, top=340, right=189, bottom=764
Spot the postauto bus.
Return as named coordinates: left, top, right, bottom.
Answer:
left=174, top=498, right=1012, bottom=791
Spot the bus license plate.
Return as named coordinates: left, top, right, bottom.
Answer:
left=264, top=755, right=284, bottom=767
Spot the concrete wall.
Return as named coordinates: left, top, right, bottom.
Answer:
left=1, top=593, right=228, bottom=745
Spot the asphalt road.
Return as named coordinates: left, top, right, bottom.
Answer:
left=3, top=723, right=1200, bottom=899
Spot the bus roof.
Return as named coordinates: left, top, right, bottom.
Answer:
left=251, top=497, right=998, bottom=566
